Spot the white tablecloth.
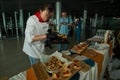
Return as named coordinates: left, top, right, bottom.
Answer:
left=75, top=55, right=98, bottom=80
left=89, top=43, right=110, bottom=80
left=79, top=62, right=98, bottom=80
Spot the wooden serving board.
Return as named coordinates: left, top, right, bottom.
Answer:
left=32, top=55, right=83, bottom=80
left=32, top=63, right=50, bottom=80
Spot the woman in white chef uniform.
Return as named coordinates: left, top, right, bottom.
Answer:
left=23, top=3, right=54, bottom=65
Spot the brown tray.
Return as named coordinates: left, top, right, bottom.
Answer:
left=51, top=34, right=69, bottom=44
left=51, top=38, right=69, bottom=44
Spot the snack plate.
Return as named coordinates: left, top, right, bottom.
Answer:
left=70, top=44, right=89, bottom=55
left=43, top=51, right=71, bottom=73
left=70, top=48, right=83, bottom=55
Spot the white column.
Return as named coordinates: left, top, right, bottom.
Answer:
left=28, top=12, right=31, bottom=17
left=14, top=11, right=19, bottom=38
left=73, top=16, right=76, bottom=22
left=101, top=16, right=104, bottom=27
left=56, top=1, right=61, bottom=32
left=2, top=12, right=7, bottom=33
left=10, top=17, right=13, bottom=28
left=10, top=16, right=13, bottom=36
left=83, top=10, right=87, bottom=29
left=0, top=22, right=1, bottom=39
left=90, top=18, right=92, bottom=27
left=19, top=9, right=24, bottom=35
left=94, top=13, right=98, bottom=28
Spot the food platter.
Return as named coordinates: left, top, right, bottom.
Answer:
left=44, top=56, right=66, bottom=73
left=41, top=51, right=88, bottom=80
left=44, top=57, right=86, bottom=80
left=71, top=43, right=89, bottom=55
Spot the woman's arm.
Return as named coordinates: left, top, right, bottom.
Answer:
left=32, top=34, right=47, bottom=42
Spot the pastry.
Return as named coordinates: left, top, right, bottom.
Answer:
left=72, top=60, right=85, bottom=70
left=52, top=73, right=61, bottom=80
left=62, top=69, right=72, bottom=77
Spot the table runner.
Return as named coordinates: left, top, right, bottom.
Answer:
left=82, top=48, right=104, bottom=80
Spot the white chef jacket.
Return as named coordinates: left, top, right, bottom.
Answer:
left=23, top=15, right=49, bottom=58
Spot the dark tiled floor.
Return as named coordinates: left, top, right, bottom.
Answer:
left=0, top=38, right=30, bottom=78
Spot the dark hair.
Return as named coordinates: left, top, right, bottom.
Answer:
left=61, top=10, right=67, bottom=15
left=62, top=10, right=67, bottom=13
left=40, top=3, right=54, bottom=13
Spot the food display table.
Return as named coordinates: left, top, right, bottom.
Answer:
left=9, top=42, right=111, bottom=80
